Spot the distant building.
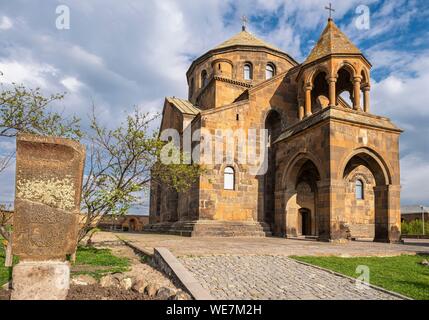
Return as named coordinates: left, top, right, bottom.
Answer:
left=98, top=215, right=149, bottom=232
left=1, top=210, right=150, bottom=233
left=401, top=206, right=429, bottom=223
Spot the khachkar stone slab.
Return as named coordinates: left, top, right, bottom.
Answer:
left=11, top=134, right=85, bottom=300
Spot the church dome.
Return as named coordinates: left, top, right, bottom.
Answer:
left=213, top=29, right=283, bottom=53
left=186, top=26, right=298, bottom=105
left=303, top=19, right=363, bottom=65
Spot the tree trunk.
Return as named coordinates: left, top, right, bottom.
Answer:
left=5, top=237, right=13, bottom=267
left=70, top=249, right=77, bottom=264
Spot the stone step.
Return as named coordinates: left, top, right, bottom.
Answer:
left=144, top=220, right=273, bottom=238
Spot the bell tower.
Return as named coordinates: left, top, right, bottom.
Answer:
left=296, top=18, right=372, bottom=120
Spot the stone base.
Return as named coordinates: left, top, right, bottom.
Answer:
left=144, top=220, right=272, bottom=237
left=11, top=261, right=70, bottom=300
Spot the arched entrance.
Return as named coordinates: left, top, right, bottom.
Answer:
left=284, top=157, right=321, bottom=237
left=342, top=150, right=392, bottom=242
left=264, top=110, right=282, bottom=229
left=129, top=218, right=137, bottom=232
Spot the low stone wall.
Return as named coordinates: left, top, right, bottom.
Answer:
left=118, top=238, right=211, bottom=300
left=153, top=248, right=213, bottom=300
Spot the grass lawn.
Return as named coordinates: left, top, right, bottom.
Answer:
left=1, top=243, right=130, bottom=286
left=72, top=246, right=130, bottom=279
left=0, top=241, right=10, bottom=286
left=0, top=238, right=18, bottom=287
left=292, top=255, right=429, bottom=300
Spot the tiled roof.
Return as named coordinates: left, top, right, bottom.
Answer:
left=166, top=97, right=200, bottom=116
left=214, top=30, right=282, bottom=52
left=401, top=205, right=429, bottom=215
left=304, top=19, right=361, bottom=65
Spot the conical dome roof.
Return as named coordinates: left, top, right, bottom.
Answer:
left=214, top=29, right=282, bottom=52
left=304, top=19, right=361, bottom=65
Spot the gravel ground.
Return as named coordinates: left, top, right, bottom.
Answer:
left=0, top=289, right=10, bottom=300
left=67, top=284, right=150, bottom=300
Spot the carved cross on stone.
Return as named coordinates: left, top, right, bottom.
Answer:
left=11, top=133, right=86, bottom=300
left=325, top=3, right=335, bottom=19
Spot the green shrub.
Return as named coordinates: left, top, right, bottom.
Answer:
left=402, top=220, right=429, bottom=235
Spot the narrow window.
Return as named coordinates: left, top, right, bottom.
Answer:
left=266, top=63, right=275, bottom=79
left=201, top=70, right=208, bottom=88
left=355, top=179, right=364, bottom=200
left=189, top=78, right=194, bottom=98
left=224, top=167, right=235, bottom=190
left=244, top=63, right=252, bottom=80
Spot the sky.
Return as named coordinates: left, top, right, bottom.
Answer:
left=0, top=0, right=428, bottom=212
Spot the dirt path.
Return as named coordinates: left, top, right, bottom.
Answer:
left=91, top=231, right=181, bottom=292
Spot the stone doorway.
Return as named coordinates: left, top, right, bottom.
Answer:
left=283, top=158, right=320, bottom=238
left=300, top=209, right=311, bottom=236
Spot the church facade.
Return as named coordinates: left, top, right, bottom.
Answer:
left=148, top=19, right=402, bottom=243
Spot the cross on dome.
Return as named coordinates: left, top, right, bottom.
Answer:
left=241, top=15, right=248, bottom=31
left=325, top=2, right=335, bottom=20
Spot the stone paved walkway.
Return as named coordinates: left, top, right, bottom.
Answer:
left=115, top=232, right=428, bottom=300
left=117, top=232, right=429, bottom=257
left=179, top=255, right=401, bottom=300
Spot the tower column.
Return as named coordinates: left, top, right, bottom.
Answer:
left=305, top=84, right=313, bottom=117
left=327, top=76, right=337, bottom=107
left=353, top=76, right=362, bottom=111
left=298, top=98, right=305, bottom=120
left=363, top=85, right=371, bottom=113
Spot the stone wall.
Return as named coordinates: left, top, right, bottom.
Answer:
left=343, top=165, right=376, bottom=239
left=274, top=106, right=401, bottom=242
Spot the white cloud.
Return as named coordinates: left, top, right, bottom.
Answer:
left=70, top=45, right=103, bottom=67
left=61, top=76, right=83, bottom=92
left=401, top=154, right=429, bottom=205
left=0, top=60, right=58, bottom=88
left=0, top=16, right=13, bottom=30
left=370, top=49, right=429, bottom=204
left=372, top=52, right=429, bottom=118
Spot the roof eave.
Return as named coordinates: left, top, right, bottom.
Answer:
left=296, top=53, right=372, bottom=80
left=186, top=45, right=299, bottom=80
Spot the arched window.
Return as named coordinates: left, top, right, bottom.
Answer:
left=224, top=167, right=235, bottom=190
left=266, top=63, right=275, bottom=79
left=355, top=179, right=364, bottom=200
left=244, top=63, right=252, bottom=80
left=201, top=70, right=208, bottom=88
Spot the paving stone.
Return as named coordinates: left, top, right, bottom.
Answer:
left=179, top=255, right=401, bottom=300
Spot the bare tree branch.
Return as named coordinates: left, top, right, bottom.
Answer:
left=78, top=107, right=202, bottom=241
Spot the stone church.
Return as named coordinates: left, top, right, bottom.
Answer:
left=148, top=18, right=402, bottom=243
